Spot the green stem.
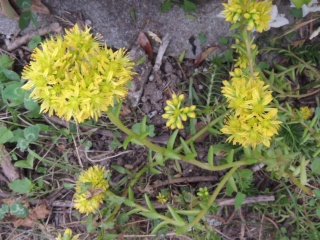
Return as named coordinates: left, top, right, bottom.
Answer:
left=286, top=170, right=314, bottom=196
left=122, top=199, right=185, bottom=227
left=244, top=29, right=255, bottom=78
left=174, top=111, right=229, bottom=153
left=186, top=166, right=239, bottom=229
left=107, top=111, right=254, bottom=171
left=109, top=165, right=150, bottom=219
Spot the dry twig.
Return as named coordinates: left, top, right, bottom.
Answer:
left=5, top=22, right=62, bottom=51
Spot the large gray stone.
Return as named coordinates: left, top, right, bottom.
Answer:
left=40, top=0, right=230, bottom=58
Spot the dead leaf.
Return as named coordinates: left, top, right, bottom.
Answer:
left=194, top=46, right=218, bottom=66
left=0, top=0, right=19, bottom=19
left=30, top=0, right=50, bottom=14
left=120, top=104, right=131, bottom=117
left=188, top=121, right=210, bottom=143
left=13, top=204, right=51, bottom=228
left=0, top=145, right=21, bottom=181
left=137, top=31, right=153, bottom=61
left=147, top=31, right=162, bottom=44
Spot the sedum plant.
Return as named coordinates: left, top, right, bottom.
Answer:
left=22, top=24, right=135, bottom=123
left=18, top=3, right=317, bottom=238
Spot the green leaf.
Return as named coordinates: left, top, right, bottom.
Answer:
left=63, top=183, right=74, bottom=189
left=289, top=8, right=302, bottom=18
left=117, top=213, right=129, bottom=224
left=315, top=106, right=320, bottom=118
left=0, top=204, right=9, bottom=219
left=17, top=138, right=29, bottom=151
left=167, top=205, right=185, bottom=224
left=149, top=167, right=162, bottom=174
left=27, top=35, right=41, bottom=49
left=2, top=82, right=24, bottom=106
left=234, top=192, right=246, bottom=209
left=16, top=0, right=32, bottom=8
left=123, top=135, right=133, bottom=149
left=155, top=152, right=164, bottom=166
left=197, top=32, right=206, bottom=44
left=151, top=221, right=168, bottom=234
left=139, top=211, right=159, bottom=219
left=177, top=50, right=186, bottom=64
left=161, top=0, right=173, bottom=13
left=2, top=68, right=20, bottom=81
left=181, top=0, right=197, bottom=12
left=8, top=178, right=33, bottom=194
left=0, top=126, right=14, bottom=144
left=19, top=10, right=32, bottom=29
left=314, top=189, right=320, bottom=199
left=14, top=153, right=34, bottom=169
left=311, top=157, right=320, bottom=175
left=24, top=91, right=39, bottom=111
left=0, top=54, right=13, bottom=68
left=111, top=165, right=126, bottom=174
left=129, top=6, right=136, bottom=22
left=317, top=209, right=320, bottom=218
left=164, top=149, right=180, bottom=160
left=176, top=225, right=190, bottom=235
left=102, top=234, right=118, bottom=240
left=291, top=0, right=311, bottom=9
left=226, top=149, right=234, bottom=164
left=145, top=194, right=156, bottom=212
left=9, top=202, right=29, bottom=218
left=227, top=176, right=238, bottom=195
left=167, top=129, right=179, bottom=150
left=23, top=125, right=40, bottom=142
left=218, top=37, right=228, bottom=45
left=180, top=137, right=192, bottom=154
left=128, top=186, right=134, bottom=201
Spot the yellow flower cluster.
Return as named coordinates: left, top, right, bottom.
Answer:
left=74, top=165, right=109, bottom=215
left=156, top=192, right=168, bottom=205
left=222, top=0, right=272, bottom=32
left=22, top=24, right=135, bottom=123
left=299, top=106, right=313, bottom=120
left=55, top=228, right=79, bottom=240
left=162, top=94, right=196, bottom=129
left=233, top=39, right=257, bottom=69
left=221, top=68, right=281, bottom=148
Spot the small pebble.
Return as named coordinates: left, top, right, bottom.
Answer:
left=147, top=110, right=157, bottom=119
left=85, top=19, right=92, bottom=25
left=149, top=74, right=154, bottom=81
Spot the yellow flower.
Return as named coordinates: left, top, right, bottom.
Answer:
left=55, top=228, right=79, bottom=240
left=74, top=165, right=109, bottom=215
left=222, top=0, right=273, bottom=33
left=299, top=106, right=313, bottom=120
left=162, top=94, right=196, bottom=129
left=156, top=192, right=168, bottom=205
left=197, top=187, right=209, bottom=199
left=22, top=24, right=135, bottom=123
left=221, top=71, right=281, bottom=148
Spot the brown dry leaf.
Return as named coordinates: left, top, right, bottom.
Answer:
left=137, top=31, right=153, bottom=61
left=293, top=39, right=306, bottom=48
left=0, top=0, right=19, bottom=19
left=194, top=46, right=218, bottom=66
left=0, top=145, right=21, bottom=181
left=120, top=104, right=131, bottom=117
left=192, top=121, right=210, bottom=143
left=13, top=204, right=51, bottom=228
left=30, top=0, right=50, bottom=14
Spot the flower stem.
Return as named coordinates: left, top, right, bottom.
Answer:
left=186, top=166, right=239, bottom=229
left=244, top=29, right=255, bottom=78
left=107, top=111, right=254, bottom=171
